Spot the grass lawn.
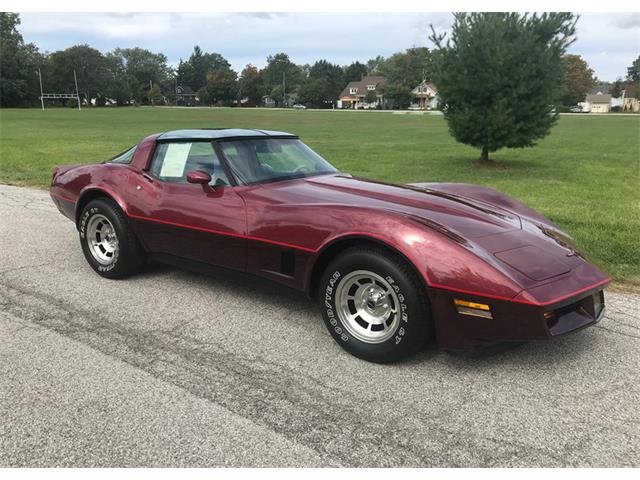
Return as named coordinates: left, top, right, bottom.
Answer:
left=1, top=107, right=638, bottom=284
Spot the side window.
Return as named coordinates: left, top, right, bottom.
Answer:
left=107, top=146, right=136, bottom=164
left=149, top=142, right=230, bottom=186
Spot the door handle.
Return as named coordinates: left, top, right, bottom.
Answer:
left=141, top=173, right=154, bottom=183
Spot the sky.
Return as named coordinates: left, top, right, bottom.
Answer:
left=17, top=12, right=640, bottom=82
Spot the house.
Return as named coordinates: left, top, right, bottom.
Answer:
left=262, top=96, right=277, bottom=108
left=338, top=76, right=386, bottom=109
left=176, top=86, right=198, bottom=106
left=262, top=92, right=298, bottom=108
left=411, top=81, right=438, bottom=110
left=622, top=84, right=640, bottom=112
left=584, top=94, right=612, bottom=113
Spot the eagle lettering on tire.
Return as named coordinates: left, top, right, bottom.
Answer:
left=318, top=246, right=432, bottom=363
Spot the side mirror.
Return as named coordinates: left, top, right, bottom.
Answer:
left=186, top=170, right=212, bottom=185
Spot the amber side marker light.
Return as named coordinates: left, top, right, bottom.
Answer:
left=454, top=299, right=493, bottom=319
left=543, top=311, right=555, bottom=320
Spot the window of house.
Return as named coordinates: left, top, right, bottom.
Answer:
left=349, top=87, right=357, bottom=95
left=367, top=85, right=375, bottom=91
left=149, top=141, right=230, bottom=186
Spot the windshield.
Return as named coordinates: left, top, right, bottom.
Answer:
left=218, top=138, right=338, bottom=185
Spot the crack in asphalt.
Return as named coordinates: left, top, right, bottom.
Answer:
left=0, top=261, right=57, bottom=275
left=0, top=278, right=580, bottom=467
left=593, top=325, right=640, bottom=340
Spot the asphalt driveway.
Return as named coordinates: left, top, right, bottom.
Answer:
left=0, top=184, right=638, bottom=467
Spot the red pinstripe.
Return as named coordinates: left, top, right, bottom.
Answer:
left=50, top=189, right=611, bottom=306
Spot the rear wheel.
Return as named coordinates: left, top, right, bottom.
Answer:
left=79, top=198, right=145, bottom=278
left=318, top=247, right=433, bottom=363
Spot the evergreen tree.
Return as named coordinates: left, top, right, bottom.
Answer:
left=307, top=59, right=344, bottom=105
left=430, top=12, right=576, bottom=162
left=627, top=56, right=640, bottom=85
left=344, top=61, right=368, bottom=82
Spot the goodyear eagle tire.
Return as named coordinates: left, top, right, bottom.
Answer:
left=79, top=198, right=145, bottom=279
left=319, top=246, right=433, bottom=363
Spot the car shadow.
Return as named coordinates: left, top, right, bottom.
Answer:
left=134, top=260, right=601, bottom=368
left=138, top=259, right=315, bottom=312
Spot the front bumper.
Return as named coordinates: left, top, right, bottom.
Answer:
left=428, top=283, right=608, bottom=351
left=545, top=289, right=605, bottom=336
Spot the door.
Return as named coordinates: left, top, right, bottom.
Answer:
left=127, top=140, right=247, bottom=271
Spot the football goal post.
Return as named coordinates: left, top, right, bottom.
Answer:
left=37, top=68, right=81, bottom=111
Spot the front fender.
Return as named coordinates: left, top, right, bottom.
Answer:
left=305, top=207, right=524, bottom=301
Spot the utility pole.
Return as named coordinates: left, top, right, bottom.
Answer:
left=282, top=71, right=286, bottom=108
left=73, top=69, right=81, bottom=111
left=149, top=80, right=154, bottom=107
left=37, top=69, right=44, bottom=111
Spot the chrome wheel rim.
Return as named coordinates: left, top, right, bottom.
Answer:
left=335, top=270, right=400, bottom=344
left=86, top=214, right=119, bottom=266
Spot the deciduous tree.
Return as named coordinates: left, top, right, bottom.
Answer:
left=561, top=54, right=594, bottom=106
left=147, top=84, right=162, bottom=105
left=237, top=64, right=263, bottom=106
left=177, top=46, right=233, bottom=92
left=297, top=78, right=328, bottom=108
left=261, top=53, right=303, bottom=94
left=200, top=68, right=237, bottom=106
left=110, top=47, right=171, bottom=103
left=48, top=44, right=110, bottom=105
left=0, top=13, right=46, bottom=107
left=381, top=83, right=412, bottom=109
left=364, top=90, right=378, bottom=105
left=378, top=47, right=431, bottom=88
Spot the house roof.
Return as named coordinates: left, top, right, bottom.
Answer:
left=412, top=81, right=438, bottom=95
left=585, top=94, right=612, bottom=104
left=176, top=86, right=196, bottom=95
left=339, top=76, right=387, bottom=98
left=590, top=84, right=610, bottom=95
left=157, top=129, right=297, bottom=141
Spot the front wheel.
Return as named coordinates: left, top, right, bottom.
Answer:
left=79, top=198, right=145, bottom=279
left=318, top=247, right=433, bottom=363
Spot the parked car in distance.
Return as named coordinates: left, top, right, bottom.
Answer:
left=50, top=129, right=610, bottom=362
left=292, top=104, right=307, bottom=109
left=569, top=106, right=585, bottom=113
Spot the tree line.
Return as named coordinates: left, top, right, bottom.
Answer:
left=0, top=13, right=432, bottom=108
left=2, top=12, right=638, bottom=114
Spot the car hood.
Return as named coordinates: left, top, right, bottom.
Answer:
left=270, top=174, right=584, bottom=284
left=301, top=174, right=522, bottom=239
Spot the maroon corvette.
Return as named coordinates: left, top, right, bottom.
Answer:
left=50, top=129, right=610, bottom=362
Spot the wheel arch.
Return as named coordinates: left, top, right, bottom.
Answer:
left=75, top=187, right=128, bottom=228
left=306, top=234, right=429, bottom=299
